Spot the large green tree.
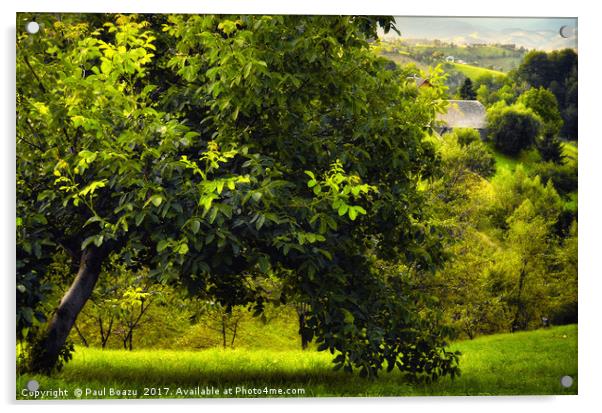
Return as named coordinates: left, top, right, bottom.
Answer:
left=517, top=87, right=563, bottom=136
left=17, top=13, right=459, bottom=379
left=517, top=49, right=577, bottom=138
left=487, top=103, right=542, bottom=156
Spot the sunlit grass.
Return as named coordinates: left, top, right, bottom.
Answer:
left=450, top=62, right=506, bottom=79
left=17, top=324, right=577, bottom=399
left=491, top=147, right=539, bottom=177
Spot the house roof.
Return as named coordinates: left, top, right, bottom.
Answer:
left=436, top=100, right=487, bottom=129
left=406, top=75, right=432, bottom=88
left=416, top=78, right=432, bottom=88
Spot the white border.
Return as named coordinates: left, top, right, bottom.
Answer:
left=2, top=1, right=600, bottom=413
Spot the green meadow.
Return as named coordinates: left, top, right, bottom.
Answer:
left=450, top=62, right=506, bottom=79
left=17, top=324, right=577, bottom=399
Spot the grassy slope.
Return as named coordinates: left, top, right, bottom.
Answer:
left=492, top=142, right=578, bottom=175
left=451, top=62, right=506, bottom=79
left=17, top=324, right=577, bottom=399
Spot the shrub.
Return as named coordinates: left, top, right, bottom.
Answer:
left=439, top=131, right=496, bottom=178
left=530, top=161, right=578, bottom=196
left=463, top=141, right=496, bottom=178
left=536, top=133, right=565, bottom=163
left=487, top=104, right=542, bottom=156
left=454, top=128, right=481, bottom=146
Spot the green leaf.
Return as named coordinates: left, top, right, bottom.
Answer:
left=145, top=194, right=163, bottom=208
left=355, top=206, right=367, bottom=215
left=93, top=235, right=104, bottom=247
left=243, top=62, right=252, bottom=79
left=84, top=215, right=103, bottom=227
left=341, top=308, right=355, bottom=324
left=348, top=207, right=358, bottom=221
left=255, top=214, right=266, bottom=230
left=190, top=219, right=201, bottom=234
left=337, top=204, right=349, bottom=216
left=216, top=181, right=225, bottom=194
left=100, top=58, right=112, bottom=75
left=157, top=239, right=170, bottom=253
left=251, top=192, right=262, bottom=203
left=135, top=212, right=145, bottom=227
left=258, top=256, right=270, bottom=273
left=78, top=150, right=97, bottom=164
left=81, top=235, right=101, bottom=250
left=178, top=243, right=189, bottom=255
left=152, top=196, right=163, bottom=207
left=304, top=171, right=315, bottom=179
left=200, top=194, right=214, bottom=212
left=79, top=180, right=106, bottom=197
left=208, top=207, right=219, bottom=224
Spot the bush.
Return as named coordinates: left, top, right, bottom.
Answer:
left=487, top=104, right=542, bottom=156
left=454, top=128, right=481, bottom=146
left=463, top=141, right=496, bottom=178
left=439, top=131, right=496, bottom=178
left=536, top=133, right=565, bottom=163
left=530, top=161, right=578, bottom=196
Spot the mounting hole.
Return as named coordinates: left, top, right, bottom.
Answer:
left=26, top=379, right=40, bottom=391
left=560, top=375, right=573, bottom=388
left=25, top=21, right=40, bottom=34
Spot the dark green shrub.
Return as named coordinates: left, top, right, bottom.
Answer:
left=487, top=104, right=542, bottom=156
left=530, top=161, right=577, bottom=196
left=536, top=133, right=565, bottom=163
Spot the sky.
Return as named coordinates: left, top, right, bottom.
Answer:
left=380, top=17, right=577, bottom=51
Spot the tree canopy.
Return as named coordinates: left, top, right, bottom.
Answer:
left=517, top=49, right=577, bottom=138
left=487, top=103, right=542, bottom=156
left=17, top=13, right=459, bottom=379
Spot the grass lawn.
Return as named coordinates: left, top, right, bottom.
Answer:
left=16, top=324, right=577, bottom=399
left=491, top=147, right=541, bottom=177
left=451, top=62, right=506, bottom=79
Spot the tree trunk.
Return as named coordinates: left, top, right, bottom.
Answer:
left=99, top=316, right=113, bottom=349
left=221, top=314, right=227, bottom=348
left=29, top=246, right=104, bottom=373
left=230, top=317, right=239, bottom=348
left=299, top=311, right=309, bottom=350
left=511, top=265, right=527, bottom=332
left=73, top=322, right=89, bottom=347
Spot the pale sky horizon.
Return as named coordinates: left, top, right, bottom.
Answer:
left=380, top=17, right=577, bottom=51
